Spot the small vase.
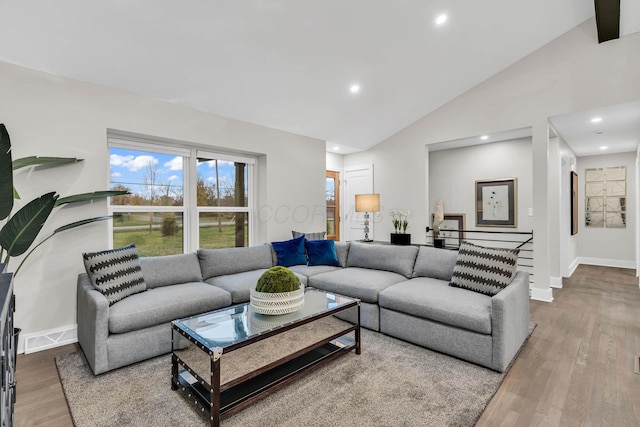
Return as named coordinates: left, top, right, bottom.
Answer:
left=390, top=233, right=411, bottom=245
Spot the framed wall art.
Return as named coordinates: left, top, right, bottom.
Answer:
left=440, top=213, right=466, bottom=248
left=475, top=178, right=517, bottom=227
left=571, top=171, right=578, bottom=235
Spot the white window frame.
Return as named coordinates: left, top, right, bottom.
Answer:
left=107, top=137, right=256, bottom=253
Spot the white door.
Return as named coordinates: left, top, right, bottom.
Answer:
left=344, top=165, right=374, bottom=242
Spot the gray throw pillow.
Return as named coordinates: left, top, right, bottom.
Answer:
left=82, top=244, right=147, bottom=305
left=292, top=230, right=326, bottom=240
left=449, top=241, right=519, bottom=296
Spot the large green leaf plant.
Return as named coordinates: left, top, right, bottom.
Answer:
left=0, top=123, right=128, bottom=275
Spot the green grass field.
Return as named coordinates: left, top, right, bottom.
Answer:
left=114, top=224, right=248, bottom=256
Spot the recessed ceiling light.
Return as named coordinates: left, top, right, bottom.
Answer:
left=435, top=13, right=448, bottom=25
left=591, top=117, right=603, bottom=123
left=480, top=135, right=489, bottom=140
left=349, top=84, right=360, bottom=94
left=333, top=146, right=340, bottom=151
left=600, top=146, right=608, bottom=150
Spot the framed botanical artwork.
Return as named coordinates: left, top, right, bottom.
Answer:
left=475, top=178, right=517, bottom=227
left=440, top=213, right=466, bottom=248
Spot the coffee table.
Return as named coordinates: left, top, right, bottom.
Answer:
left=171, top=288, right=361, bottom=426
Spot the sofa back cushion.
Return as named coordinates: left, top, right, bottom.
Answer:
left=346, top=242, right=418, bottom=278
left=292, top=230, right=326, bottom=240
left=412, top=246, right=459, bottom=281
left=198, top=245, right=274, bottom=280
left=140, top=253, right=203, bottom=288
left=334, top=242, right=350, bottom=268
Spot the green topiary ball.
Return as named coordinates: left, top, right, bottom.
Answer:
left=256, top=266, right=301, bottom=293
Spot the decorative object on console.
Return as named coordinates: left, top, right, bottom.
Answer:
left=355, top=193, right=380, bottom=242
left=449, top=241, right=519, bottom=296
left=432, top=200, right=445, bottom=248
left=475, top=178, right=517, bottom=227
left=305, top=239, right=340, bottom=266
left=271, top=235, right=307, bottom=267
left=292, top=230, right=326, bottom=240
left=82, top=243, right=147, bottom=305
left=390, top=209, right=411, bottom=245
left=250, top=266, right=304, bottom=315
left=431, top=213, right=466, bottom=248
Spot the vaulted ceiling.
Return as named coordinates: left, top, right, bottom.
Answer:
left=0, top=1, right=615, bottom=152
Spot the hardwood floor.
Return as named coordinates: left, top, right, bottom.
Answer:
left=14, top=264, right=640, bottom=426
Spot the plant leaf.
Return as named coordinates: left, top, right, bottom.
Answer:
left=12, top=156, right=81, bottom=171
left=53, top=216, right=112, bottom=233
left=12, top=216, right=113, bottom=276
left=0, top=192, right=58, bottom=257
left=55, top=190, right=130, bottom=207
left=0, top=124, right=14, bottom=220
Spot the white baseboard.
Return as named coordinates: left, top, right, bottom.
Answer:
left=550, top=276, right=563, bottom=288
left=577, top=257, right=636, bottom=270
left=530, top=286, right=554, bottom=302
left=568, top=258, right=579, bottom=277
left=20, top=324, right=78, bottom=354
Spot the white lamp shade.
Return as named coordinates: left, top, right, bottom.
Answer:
left=355, top=194, right=380, bottom=212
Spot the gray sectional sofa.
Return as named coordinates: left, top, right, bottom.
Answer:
left=77, top=241, right=529, bottom=375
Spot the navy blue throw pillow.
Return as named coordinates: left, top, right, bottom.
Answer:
left=306, top=239, right=340, bottom=267
left=271, top=235, right=307, bottom=267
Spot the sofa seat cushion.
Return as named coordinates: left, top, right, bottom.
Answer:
left=207, top=270, right=308, bottom=304
left=287, top=264, right=342, bottom=279
left=108, top=282, right=232, bottom=334
left=379, top=278, right=492, bottom=334
left=309, top=267, right=406, bottom=303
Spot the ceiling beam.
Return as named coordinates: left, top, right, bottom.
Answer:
left=594, top=0, right=620, bottom=43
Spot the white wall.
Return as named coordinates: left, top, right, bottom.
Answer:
left=326, top=152, right=344, bottom=172
left=576, top=152, right=636, bottom=267
left=428, top=138, right=533, bottom=234
left=345, top=19, right=640, bottom=299
left=0, top=61, right=327, bottom=348
left=558, top=136, right=579, bottom=277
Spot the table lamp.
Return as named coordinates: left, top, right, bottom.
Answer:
left=355, top=194, right=380, bottom=242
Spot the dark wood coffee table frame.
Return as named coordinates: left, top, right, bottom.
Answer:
left=171, top=295, right=361, bottom=427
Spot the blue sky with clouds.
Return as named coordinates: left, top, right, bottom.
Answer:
left=109, top=148, right=239, bottom=197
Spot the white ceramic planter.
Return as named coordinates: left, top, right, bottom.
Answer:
left=249, top=288, right=304, bottom=315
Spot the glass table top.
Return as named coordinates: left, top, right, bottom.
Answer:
left=173, top=288, right=357, bottom=351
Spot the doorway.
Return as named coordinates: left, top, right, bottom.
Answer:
left=326, top=171, right=340, bottom=241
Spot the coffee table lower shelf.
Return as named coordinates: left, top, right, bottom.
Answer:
left=172, top=337, right=356, bottom=425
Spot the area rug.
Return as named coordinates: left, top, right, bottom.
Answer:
left=56, top=326, right=533, bottom=427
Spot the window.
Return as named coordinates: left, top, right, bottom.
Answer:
left=108, top=137, right=255, bottom=255
left=585, top=166, right=626, bottom=228
left=196, top=151, right=253, bottom=249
